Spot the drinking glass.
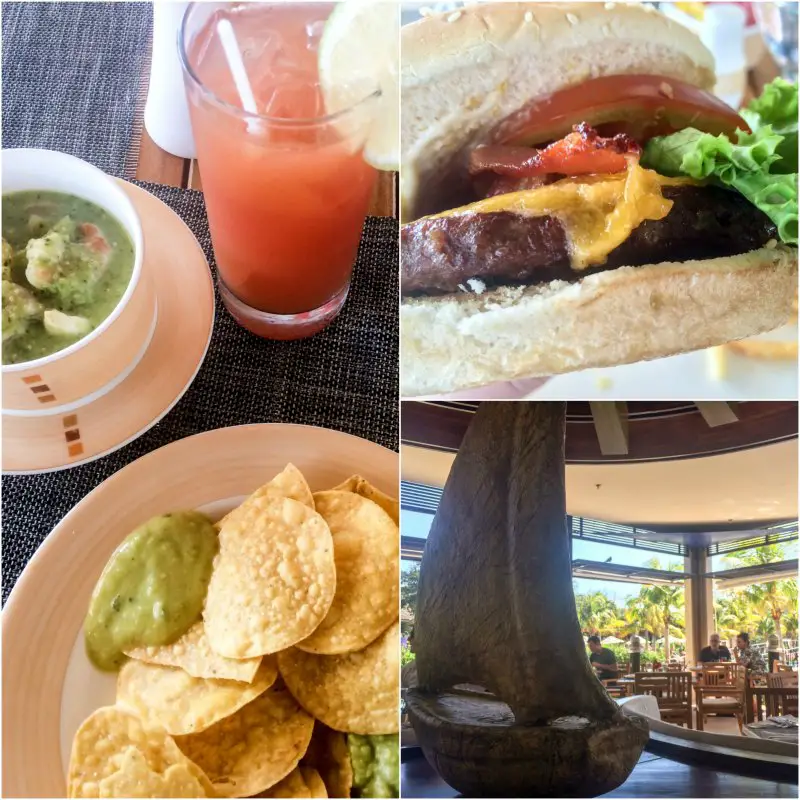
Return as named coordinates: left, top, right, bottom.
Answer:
left=180, top=3, right=379, bottom=339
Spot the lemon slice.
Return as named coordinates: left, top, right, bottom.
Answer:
left=318, top=1, right=399, bottom=171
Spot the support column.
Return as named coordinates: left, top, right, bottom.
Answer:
left=684, top=546, right=714, bottom=666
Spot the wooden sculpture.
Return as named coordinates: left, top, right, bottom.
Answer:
left=406, top=402, right=648, bottom=797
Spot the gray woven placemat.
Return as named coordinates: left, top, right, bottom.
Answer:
left=2, top=1, right=152, bottom=176
left=2, top=182, right=399, bottom=600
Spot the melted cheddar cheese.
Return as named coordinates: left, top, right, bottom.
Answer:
left=429, top=163, right=698, bottom=269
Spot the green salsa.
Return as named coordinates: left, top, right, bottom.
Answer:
left=84, top=511, right=219, bottom=672
left=2, top=190, right=135, bottom=365
left=348, top=734, right=399, bottom=798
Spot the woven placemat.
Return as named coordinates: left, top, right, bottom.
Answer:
left=2, top=1, right=152, bottom=177
left=2, top=181, right=399, bottom=600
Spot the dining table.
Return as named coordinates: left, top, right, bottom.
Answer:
left=1, top=1, right=399, bottom=602
left=743, top=718, right=799, bottom=744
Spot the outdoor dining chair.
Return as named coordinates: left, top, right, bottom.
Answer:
left=748, top=676, right=798, bottom=721
left=633, top=671, right=693, bottom=728
left=765, top=672, right=799, bottom=716
left=695, top=663, right=746, bottom=732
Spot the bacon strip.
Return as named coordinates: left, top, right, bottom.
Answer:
left=470, top=123, right=641, bottom=179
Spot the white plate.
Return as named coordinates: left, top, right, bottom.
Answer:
left=2, top=423, right=398, bottom=797
left=534, top=336, right=798, bottom=401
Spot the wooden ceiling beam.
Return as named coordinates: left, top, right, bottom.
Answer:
left=695, top=402, right=739, bottom=428
left=590, top=401, right=629, bottom=455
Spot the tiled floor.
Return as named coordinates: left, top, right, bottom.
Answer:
left=400, top=749, right=797, bottom=798
left=696, top=711, right=742, bottom=735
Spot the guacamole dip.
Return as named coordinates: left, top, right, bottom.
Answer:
left=348, top=734, right=399, bottom=798
left=2, top=190, right=135, bottom=365
left=84, top=511, right=218, bottom=671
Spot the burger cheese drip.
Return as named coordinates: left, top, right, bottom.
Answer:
left=430, top=157, right=678, bottom=270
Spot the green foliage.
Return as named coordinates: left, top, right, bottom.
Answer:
left=401, top=642, right=415, bottom=666
left=592, top=643, right=670, bottom=665
left=401, top=563, right=419, bottom=613
left=575, top=590, right=625, bottom=636
left=714, top=544, right=798, bottom=642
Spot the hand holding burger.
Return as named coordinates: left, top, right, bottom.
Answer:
left=400, top=3, right=798, bottom=397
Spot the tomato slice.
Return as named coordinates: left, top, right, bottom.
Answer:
left=489, top=75, right=749, bottom=147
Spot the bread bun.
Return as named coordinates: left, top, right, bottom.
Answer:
left=401, top=3, right=715, bottom=219
left=400, top=246, right=797, bottom=397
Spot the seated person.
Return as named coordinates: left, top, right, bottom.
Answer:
left=735, top=631, right=767, bottom=673
left=588, top=635, right=618, bottom=680
left=699, top=632, right=732, bottom=663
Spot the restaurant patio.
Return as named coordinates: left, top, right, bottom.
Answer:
left=400, top=401, right=798, bottom=798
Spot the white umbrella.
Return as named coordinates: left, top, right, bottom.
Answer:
left=656, top=637, right=685, bottom=644
left=601, top=635, right=625, bottom=645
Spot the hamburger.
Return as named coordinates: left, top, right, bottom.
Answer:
left=400, top=2, right=798, bottom=396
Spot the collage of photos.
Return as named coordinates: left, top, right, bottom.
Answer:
left=1, top=1, right=798, bottom=800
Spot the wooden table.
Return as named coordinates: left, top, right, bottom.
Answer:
left=134, top=129, right=398, bottom=218
left=743, top=720, right=799, bottom=744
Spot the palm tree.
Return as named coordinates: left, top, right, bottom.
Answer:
left=574, top=591, right=620, bottom=637
left=634, top=559, right=685, bottom=661
left=715, top=593, right=754, bottom=644
left=724, top=545, right=797, bottom=645
left=637, top=584, right=685, bottom=661
left=623, top=595, right=656, bottom=644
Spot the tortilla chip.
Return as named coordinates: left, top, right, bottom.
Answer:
left=98, top=747, right=210, bottom=798
left=301, top=723, right=352, bottom=799
left=297, top=491, right=398, bottom=655
left=300, top=768, right=328, bottom=798
left=332, top=475, right=398, bottom=525
left=176, top=685, right=314, bottom=797
left=221, top=464, right=315, bottom=528
left=278, top=622, right=399, bottom=735
left=254, top=768, right=310, bottom=797
left=67, top=706, right=214, bottom=798
left=125, top=621, right=262, bottom=683
left=204, top=496, right=336, bottom=658
left=117, top=657, right=277, bottom=735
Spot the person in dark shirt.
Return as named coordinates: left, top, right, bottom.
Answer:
left=588, top=635, right=618, bottom=680
left=699, top=632, right=731, bottom=663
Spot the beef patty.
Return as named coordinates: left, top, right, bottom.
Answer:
left=401, top=185, right=777, bottom=296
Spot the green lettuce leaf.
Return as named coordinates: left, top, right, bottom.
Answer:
left=741, top=77, right=798, bottom=173
left=642, top=79, right=798, bottom=245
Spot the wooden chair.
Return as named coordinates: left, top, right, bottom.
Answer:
left=601, top=678, right=626, bottom=699
left=767, top=672, right=799, bottom=688
left=634, top=672, right=693, bottom=728
left=747, top=684, right=799, bottom=721
left=765, top=672, right=799, bottom=716
left=694, top=663, right=746, bottom=732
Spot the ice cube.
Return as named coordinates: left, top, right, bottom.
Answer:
left=305, top=19, right=326, bottom=51
left=262, top=75, right=325, bottom=119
